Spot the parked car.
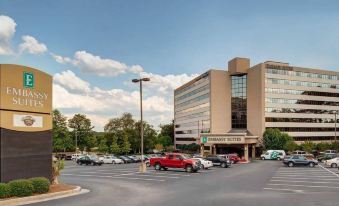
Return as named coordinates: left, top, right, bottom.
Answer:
left=261, top=150, right=286, bottom=160
left=119, top=156, right=134, bottom=163
left=71, top=154, right=82, bottom=161
left=128, top=155, right=141, bottom=162
left=291, top=150, right=306, bottom=156
left=205, top=155, right=231, bottom=168
left=101, top=155, right=124, bottom=164
left=324, top=150, right=337, bottom=155
left=224, top=154, right=241, bottom=163
left=150, top=153, right=201, bottom=173
left=283, top=155, right=318, bottom=167
left=324, top=157, right=339, bottom=168
left=317, top=153, right=337, bottom=162
left=76, top=156, right=103, bottom=166
left=193, top=157, right=213, bottom=169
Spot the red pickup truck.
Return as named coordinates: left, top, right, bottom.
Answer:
left=150, top=153, right=201, bottom=173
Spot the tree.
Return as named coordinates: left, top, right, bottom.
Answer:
left=154, top=144, right=164, bottom=151
left=158, top=135, right=172, bottom=147
left=52, top=110, right=72, bottom=152
left=110, top=137, right=121, bottom=155
left=98, top=138, right=109, bottom=154
left=121, top=135, right=131, bottom=155
left=159, top=120, right=174, bottom=144
left=284, top=141, right=299, bottom=152
left=68, top=114, right=96, bottom=152
left=300, top=141, right=316, bottom=153
left=263, top=128, right=293, bottom=150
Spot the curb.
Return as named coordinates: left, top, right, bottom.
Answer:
left=0, top=186, right=89, bottom=206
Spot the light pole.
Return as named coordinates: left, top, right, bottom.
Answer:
left=335, top=111, right=338, bottom=142
left=132, top=77, right=150, bottom=173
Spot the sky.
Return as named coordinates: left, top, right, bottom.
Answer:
left=0, top=0, right=339, bottom=131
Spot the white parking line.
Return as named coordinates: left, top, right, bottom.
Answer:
left=62, top=174, right=166, bottom=182
left=268, top=183, right=339, bottom=189
left=274, top=175, right=334, bottom=178
left=319, top=164, right=339, bottom=177
left=272, top=177, right=339, bottom=181
left=270, top=179, right=339, bottom=184
left=263, top=188, right=304, bottom=193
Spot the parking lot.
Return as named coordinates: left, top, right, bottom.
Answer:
left=31, top=160, right=339, bottom=206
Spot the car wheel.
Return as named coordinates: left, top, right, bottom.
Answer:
left=112, top=161, right=115, bottom=165
left=201, top=164, right=205, bottom=170
left=309, top=162, right=315, bottom=167
left=185, top=164, right=193, bottom=173
left=146, top=162, right=150, bottom=167
left=261, top=157, right=265, bottom=160
left=277, top=157, right=281, bottom=161
left=155, top=163, right=161, bottom=170
left=331, top=163, right=337, bottom=168
left=221, top=162, right=227, bottom=168
left=230, top=160, right=234, bottom=164
left=288, top=162, right=294, bottom=167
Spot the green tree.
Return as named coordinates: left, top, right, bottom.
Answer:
left=301, top=141, right=316, bottom=153
left=158, top=135, right=172, bottom=147
left=284, top=141, right=299, bottom=152
left=121, top=134, right=131, bottom=154
left=98, top=138, right=109, bottom=154
left=263, top=128, right=293, bottom=150
left=159, top=120, right=174, bottom=144
left=316, top=142, right=331, bottom=151
left=110, top=137, right=121, bottom=155
left=68, top=114, right=96, bottom=152
left=154, top=144, right=164, bottom=151
left=52, top=109, right=73, bottom=152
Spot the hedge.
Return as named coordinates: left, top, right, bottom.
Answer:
left=0, top=183, right=11, bottom=198
left=29, top=177, right=50, bottom=194
left=8, top=179, right=34, bottom=197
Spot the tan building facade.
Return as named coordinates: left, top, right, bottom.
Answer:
left=174, top=57, right=339, bottom=160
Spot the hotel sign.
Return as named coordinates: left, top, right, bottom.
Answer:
left=201, top=136, right=245, bottom=144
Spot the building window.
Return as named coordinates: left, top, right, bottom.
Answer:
left=231, top=75, right=247, bottom=128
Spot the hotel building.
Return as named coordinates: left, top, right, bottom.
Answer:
left=174, top=57, right=339, bottom=160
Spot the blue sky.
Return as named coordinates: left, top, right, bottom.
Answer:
left=1, top=0, right=339, bottom=131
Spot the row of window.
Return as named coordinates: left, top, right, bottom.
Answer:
left=293, top=136, right=336, bottom=141
left=175, top=111, right=210, bottom=122
left=265, top=98, right=339, bottom=106
left=265, top=88, right=339, bottom=97
left=174, top=72, right=209, bottom=96
left=266, top=68, right=339, bottom=81
left=265, top=107, right=337, bottom=114
left=266, top=78, right=339, bottom=89
left=175, top=93, right=209, bottom=109
left=175, top=120, right=210, bottom=128
left=265, top=117, right=339, bottom=123
left=175, top=129, right=211, bottom=134
left=267, top=127, right=337, bottom=132
left=175, top=84, right=209, bottom=102
left=231, top=75, right=247, bottom=129
left=175, top=102, right=209, bottom=114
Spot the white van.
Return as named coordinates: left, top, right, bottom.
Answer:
left=261, top=150, right=286, bottom=160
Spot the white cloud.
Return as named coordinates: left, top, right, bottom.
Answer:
left=53, top=70, right=91, bottom=93
left=19, top=35, right=48, bottom=54
left=0, top=15, right=16, bottom=55
left=53, top=70, right=196, bottom=131
left=51, top=50, right=144, bottom=77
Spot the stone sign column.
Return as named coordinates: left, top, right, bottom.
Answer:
left=0, top=64, right=52, bottom=183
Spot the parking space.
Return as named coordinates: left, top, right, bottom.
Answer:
left=264, top=163, right=339, bottom=194
left=61, top=162, right=219, bottom=183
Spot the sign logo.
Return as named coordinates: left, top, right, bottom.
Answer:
left=23, top=72, right=34, bottom=88
left=21, top=116, right=36, bottom=126
left=201, top=136, right=207, bottom=144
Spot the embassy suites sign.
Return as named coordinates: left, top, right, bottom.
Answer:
left=201, top=136, right=245, bottom=144
left=0, top=65, right=52, bottom=114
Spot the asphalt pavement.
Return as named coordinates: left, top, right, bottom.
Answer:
left=30, top=160, right=339, bottom=206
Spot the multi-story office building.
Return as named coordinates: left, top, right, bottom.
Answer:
left=174, top=57, right=339, bottom=160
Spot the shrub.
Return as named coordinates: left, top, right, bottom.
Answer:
left=8, top=179, right=34, bottom=197
left=0, top=183, right=11, bottom=199
left=29, top=177, right=50, bottom=194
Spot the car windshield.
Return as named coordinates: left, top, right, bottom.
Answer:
left=180, top=154, right=191, bottom=159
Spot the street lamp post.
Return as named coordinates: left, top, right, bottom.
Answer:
left=335, top=111, right=337, bottom=142
left=132, top=77, right=150, bottom=173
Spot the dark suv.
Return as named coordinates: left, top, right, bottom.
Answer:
left=205, top=155, right=231, bottom=168
left=77, top=156, right=103, bottom=166
left=283, top=155, right=318, bottom=167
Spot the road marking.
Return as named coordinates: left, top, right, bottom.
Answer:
left=62, top=174, right=166, bottom=182
left=270, top=179, right=339, bottom=184
left=268, top=183, right=339, bottom=189
left=76, top=171, right=180, bottom=178
left=263, top=188, right=304, bottom=193
left=319, top=164, right=339, bottom=177
left=140, top=172, right=191, bottom=177
left=274, top=175, right=333, bottom=178
left=272, top=177, right=339, bottom=181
